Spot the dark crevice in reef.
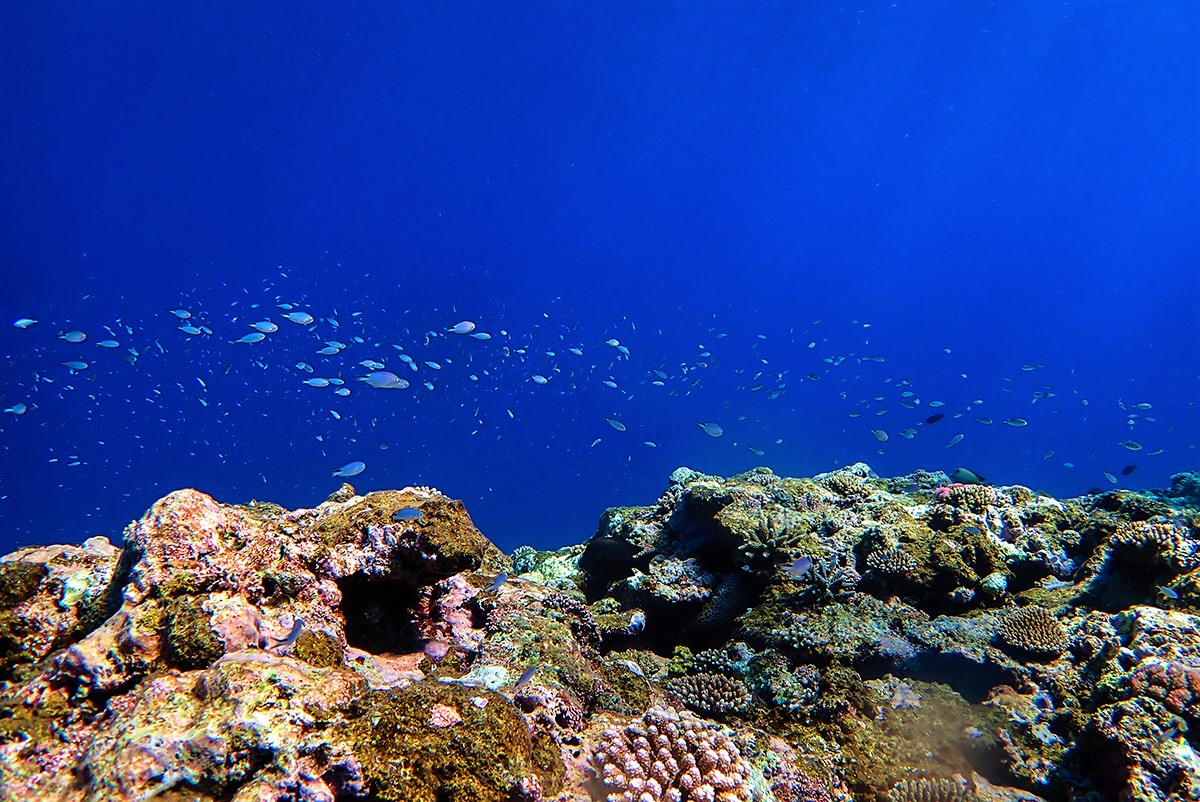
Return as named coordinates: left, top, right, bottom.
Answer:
left=337, top=574, right=424, bottom=655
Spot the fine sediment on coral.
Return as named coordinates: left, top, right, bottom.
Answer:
left=1, top=466, right=1199, bottom=801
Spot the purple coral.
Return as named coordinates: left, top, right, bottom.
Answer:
left=591, top=705, right=751, bottom=801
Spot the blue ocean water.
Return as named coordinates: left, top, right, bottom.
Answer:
left=1, top=3, right=1197, bottom=556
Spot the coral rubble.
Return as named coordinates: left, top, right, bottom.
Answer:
left=2, top=465, right=1199, bottom=801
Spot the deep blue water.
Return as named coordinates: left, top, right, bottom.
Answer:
left=2, top=3, right=1198, bottom=555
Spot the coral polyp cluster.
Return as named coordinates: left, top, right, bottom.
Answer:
left=592, top=705, right=750, bottom=802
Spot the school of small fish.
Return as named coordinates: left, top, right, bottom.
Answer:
left=0, top=283, right=1184, bottom=513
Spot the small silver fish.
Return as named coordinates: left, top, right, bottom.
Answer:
left=333, top=461, right=366, bottom=477
left=619, top=659, right=644, bottom=677
left=487, top=573, right=508, bottom=592
left=392, top=507, right=423, bottom=522
left=1158, top=585, right=1180, bottom=600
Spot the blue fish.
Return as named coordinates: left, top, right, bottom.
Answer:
left=785, top=556, right=813, bottom=579
left=392, top=507, right=423, bottom=522
left=332, top=461, right=366, bottom=478
left=263, top=618, right=304, bottom=651
left=487, top=573, right=507, bottom=592
left=514, top=665, right=537, bottom=690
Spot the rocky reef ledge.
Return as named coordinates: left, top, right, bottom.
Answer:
left=3, top=466, right=1200, bottom=802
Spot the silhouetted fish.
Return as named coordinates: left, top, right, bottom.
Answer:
left=951, top=467, right=986, bottom=484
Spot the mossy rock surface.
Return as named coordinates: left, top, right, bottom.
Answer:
left=0, top=561, right=48, bottom=607
left=348, top=679, right=559, bottom=801
left=312, top=490, right=502, bottom=576
left=162, top=596, right=224, bottom=670
left=292, top=629, right=343, bottom=668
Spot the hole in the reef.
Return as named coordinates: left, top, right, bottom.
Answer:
left=338, top=574, right=424, bottom=654
left=860, top=652, right=1016, bottom=704
left=261, top=575, right=278, bottom=598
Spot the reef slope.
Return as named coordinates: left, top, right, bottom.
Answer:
left=2, top=466, right=1199, bottom=802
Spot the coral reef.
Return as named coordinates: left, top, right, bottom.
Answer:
left=3, top=464, right=1200, bottom=801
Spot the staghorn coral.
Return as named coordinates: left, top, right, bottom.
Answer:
left=590, top=705, right=752, bottom=802
left=747, top=653, right=820, bottom=711
left=887, top=776, right=975, bottom=802
left=789, top=552, right=860, bottom=605
left=1129, top=661, right=1200, bottom=717
left=737, top=508, right=807, bottom=575
left=997, top=606, right=1068, bottom=658
left=664, top=672, right=752, bottom=717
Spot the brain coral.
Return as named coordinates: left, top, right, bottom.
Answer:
left=591, top=705, right=751, bottom=802
left=998, top=606, right=1068, bottom=658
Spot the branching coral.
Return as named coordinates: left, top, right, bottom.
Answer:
left=664, top=673, right=752, bottom=717
left=997, top=606, right=1068, bottom=658
left=933, top=484, right=997, bottom=513
left=737, top=509, right=806, bottom=575
left=1110, top=519, right=1198, bottom=571
left=867, top=548, right=919, bottom=577
left=591, top=705, right=752, bottom=802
